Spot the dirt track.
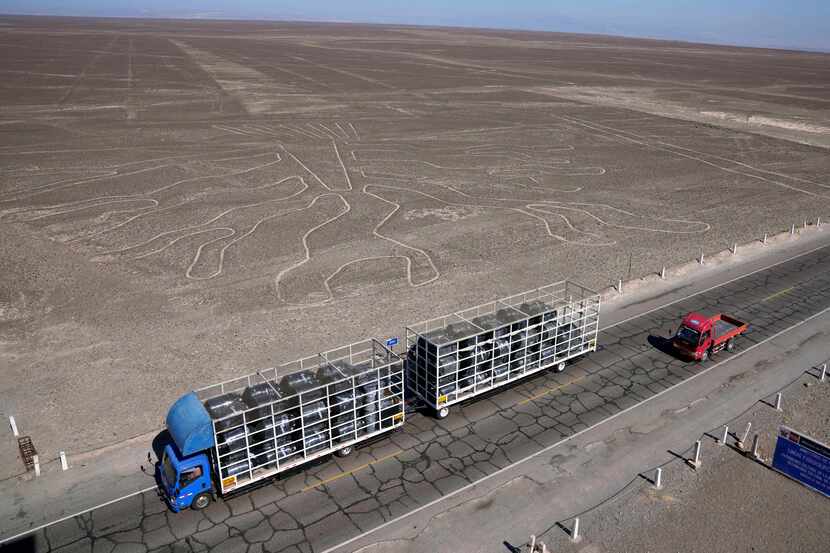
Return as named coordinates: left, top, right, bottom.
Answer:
left=1, top=16, right=829, bottom=477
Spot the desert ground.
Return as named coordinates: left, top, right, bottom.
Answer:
left=1, top=16, right=829, bottom=477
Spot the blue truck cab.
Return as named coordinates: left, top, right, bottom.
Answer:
left=159, top=392, right=216, bottom=511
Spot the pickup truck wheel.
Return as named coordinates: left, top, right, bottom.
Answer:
left=554, top=361, right=566, bottom=373
left=436, top=406, right=450, bottom=419
left=336, top=445, right=353, bottom=458
left=700, top=349, right=709, bottom=363
left=726, top=339, right=736, bottom=352
left=192, top=493, right=211, bottom=510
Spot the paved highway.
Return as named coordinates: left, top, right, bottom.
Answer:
left=4, top=239, right=830, bottom=553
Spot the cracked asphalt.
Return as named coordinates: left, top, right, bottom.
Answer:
left=6, top=243, right=830, bottom=553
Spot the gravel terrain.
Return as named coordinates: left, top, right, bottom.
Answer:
left=1, top=16, right=829, bottom=478
left=537, top=373, right=830, bottom=553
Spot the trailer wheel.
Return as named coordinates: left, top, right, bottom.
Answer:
left=554, top=361, right=566, bottom=373
left=192, top=493, right=211, bottom=510
left=700, top=349, right=710, bottom=363
left=436, top=406, right=450, bottom=419
left=336, top=445, right=353, bottom=458
left=726, top=339, right=736, bottom=352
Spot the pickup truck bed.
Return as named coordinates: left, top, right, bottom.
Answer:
left=711, top=314, right=747, bottom=344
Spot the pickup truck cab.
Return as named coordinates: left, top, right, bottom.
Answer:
left=672, top=312, right=748, bottom=362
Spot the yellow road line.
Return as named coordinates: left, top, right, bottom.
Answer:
left=302, top=449, right=403, bottom=493
left=763, top=286, right=794, bottom=302
left=518, top=375, right=585, bottom=406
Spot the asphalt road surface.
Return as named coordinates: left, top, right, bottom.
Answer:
left=4, top=242, right=830, bottom=553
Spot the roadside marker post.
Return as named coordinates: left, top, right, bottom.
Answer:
left=791, top=223, right=796, bottom=236
left=738, top=422, right=752, bottom=450
left=821, top=363, right=827, bottom=382
left=699, top=250, right=705, bottom=265
left=817, top=217, right=822, bottom=229
left=654, top=467, right=663, bottom=489
left=732, top=243, right=738, bottom=255
left=33, top=454, right=40, bottom=477
left=720, top=425, right=729, bottom=446
left=60, top=451, right=68, bottom=471
left=691, top=440, right=702, bottom=469
left=617, top=279, right=623, bottom=294
left=775, top=392, right=782, bottom=411
left=752, top=434, right=761, bottom=460
left=660, top=266, right=666, bottom=280
left=9, top=416, right=18, bottom=437
left=762, top=232, right=768, bottom=245
left=571, top=518, right=581, bottom=543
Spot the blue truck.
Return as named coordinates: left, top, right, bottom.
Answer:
left=159, top=339, right=405, bottom=511
left=158, top=280, right=600, bottom=510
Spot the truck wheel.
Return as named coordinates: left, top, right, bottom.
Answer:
left=336, top=445, right=353, bottom=457
left=554, top=361, right=566, bottom=373
left=192, top=493, right=211, bottom=510
left=726, top=339, right=736, bottom=352
left=436, top=406, right=450, bottom=419
left=700, top=349, right=709, bottom=363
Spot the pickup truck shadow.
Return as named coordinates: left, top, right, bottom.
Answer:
left=647, top=334, right=686, bottom=360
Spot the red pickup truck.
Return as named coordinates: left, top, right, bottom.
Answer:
left=672, top=312, right=748, bottom=362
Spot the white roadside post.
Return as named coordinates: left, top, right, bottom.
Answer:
left=529, top=534, right=536, bottom=552
left=618, top=279, right=623, bottom=294
left=33, top=454, right=40, bottom=477
left=720, top=425, right=729, bottom=446
left=699, top=250, right=705, bottom=264
left=691, top=440, right=702, bottom=469
left=654, top=467, right=663, bottom=489
left=572, top=518, right=581, bottom=543
left=817, top=217, right=822, bottom=230
left=60, top=451, right=69, bottom=471
left=775, top=392, right=782, bottom=411
left=762, top=232, right=768, bottom=245
left=821, top=363, right=827, bottom=382
left=752, top=434, right=762, bottom=460
left=738, top=422, right=752, bottom=450
left=732, top=243, right=737, bottom=255
left=9, top=416, right=18, bottom=437
left=791, top=223, right=796, bottom=235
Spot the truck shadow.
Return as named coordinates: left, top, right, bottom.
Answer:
left=647, top=335, right=686, bottom=361
left=152, top=430, right=173, bottom=462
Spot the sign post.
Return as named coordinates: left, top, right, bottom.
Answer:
left=771, top=426, right=830, bottom=498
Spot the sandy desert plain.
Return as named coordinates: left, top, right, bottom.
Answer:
left=0, top=16, right=829, bottom=476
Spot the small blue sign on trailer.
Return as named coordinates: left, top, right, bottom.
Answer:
left=771, top=426, right=830, bottom=498
left=386, top=337, right=398, bottom=348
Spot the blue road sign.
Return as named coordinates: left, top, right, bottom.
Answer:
left=386, top=337, right=398, bottom=348
left=772, top=426, right=830, bottom=498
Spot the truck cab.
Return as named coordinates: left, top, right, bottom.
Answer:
left=158, top=445, right=212, bottom=512
left=672, top=311, right=747, bottom=362
left=158, top=392, right=217, bottom=511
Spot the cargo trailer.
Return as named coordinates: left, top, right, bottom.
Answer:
left=404, top=280, right=600, bottom=418
left=159, top=339, right=404, bottom=511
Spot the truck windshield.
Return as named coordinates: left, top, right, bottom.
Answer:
left=676, top=326, right=700, bottom=345
left=162, top=452, right=176, bottom=486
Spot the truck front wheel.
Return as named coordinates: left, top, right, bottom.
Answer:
left=726, top=339, right=736, bottom=352
left=700, top=349, right=709, bottom=363
left=192, top=493, right=211, bottom=510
